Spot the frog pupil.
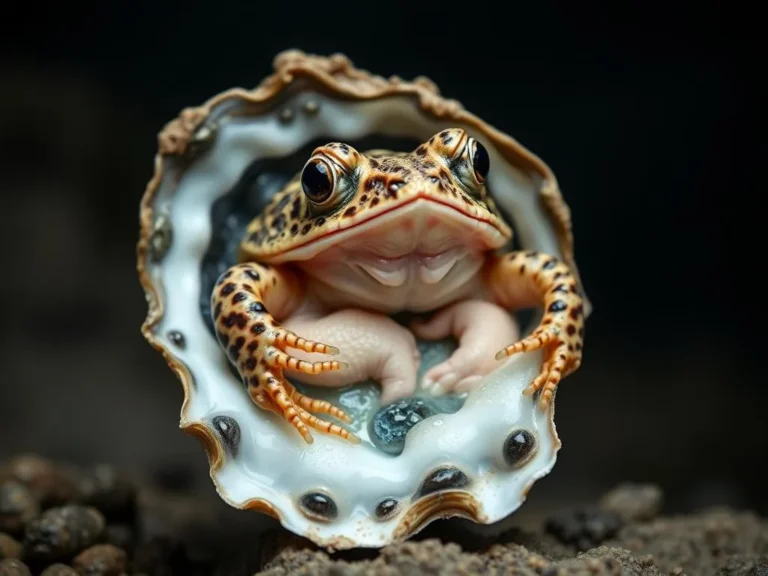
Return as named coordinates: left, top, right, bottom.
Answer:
left=302, top=161, right=332, bottom=202
left=472, top=141, right=490, bottom=181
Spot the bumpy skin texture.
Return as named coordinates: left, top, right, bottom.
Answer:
left=212, top=128, right=585, bottom=444
left=211, top=263, right=359, bottom=444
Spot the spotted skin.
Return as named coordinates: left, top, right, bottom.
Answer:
left=211, top=262, right=360, bottom=444
left=238, top=130, right=509, bottom=263
left=214, top=128, right=586, bottom=444
left=485, top=251, right=584, bottom=408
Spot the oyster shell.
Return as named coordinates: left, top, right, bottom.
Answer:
left=137, top=50, right=589, bottom=549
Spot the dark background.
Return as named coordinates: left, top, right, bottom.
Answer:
left=0, top=0, right=759, bottom=545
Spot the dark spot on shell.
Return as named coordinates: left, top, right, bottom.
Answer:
left=343, top=206, right=357, bottom=217
left=370, top=197, right=380, bottom=207
left=150, top=215, right=172, bottom=262
left=244, top=357, right=256, bottom=371
left=299, top=493, right=337, bottom=521
left=213, top=301, right=222, bottom=320
left=232, top=292, right=247, bottom=304
left=416, top=467, right=470, bottom=498
left=212, top=416, right=240, bottom=457
left=567, top=324, right=577, bottom=335
left=301, top=224, right=312, bottom=235
left=369, top=396, right=464, bottom=455
left=290, top=223, right=299, bottom=236
left=167, top=330, right=185, bottom=349
left=221, top=283, right=236, bottom=296
left=315, top=217, right=326, bottom=227
left=302, top=100, right=319, bottom=114
left=503, top=429, right=537, bottom=467
left=375, top=498, right=398, bottom=519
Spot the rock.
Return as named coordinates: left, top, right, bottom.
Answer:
left=0, top=535, right=21, bottom=560
left=104, top=524, right=134, bottom=551
left=23, top=505, right=105, bottom=564
left=72, top=544, right=126, bottom=576
left=40, top=565, right=79, bottom=576
left=0, top=559, right=31, bottom=576
left=545, top=507, right=623, bottom=552
left=0, top=482, right=39, bottom=536
left=77, top=466, right=136, bottom=523
left=600, top=483, right=663, bottom=523
left=2, top=456, right=80, bottom=508
left=369, top=395, right=464, bottom=455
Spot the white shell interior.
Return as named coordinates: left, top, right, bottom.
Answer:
left=145, top=90, right=565, bottom=548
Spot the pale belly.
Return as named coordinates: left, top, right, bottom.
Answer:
left=297, top=249, right=489, bottom=314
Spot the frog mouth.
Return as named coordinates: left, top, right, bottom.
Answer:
left=270, top=194, right=510, bottom=262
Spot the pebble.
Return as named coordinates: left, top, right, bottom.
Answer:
left=0, top=534, right=21, bottom=560
left=545, top=507, right=623, bottom=552
left=72, top=544, right=126, bottom=576
left=1, top=456, right=79, bottom=508
left=39, top=565, right=78, bottom=576
left=24, top=505, right=105, bottom=564
left=369, top=395, right=465, bottom=455
left=77, top=466, right=136, bottom=523
left=0, top=559, right=31, bottom=576
left=104, top=524, right=135, bottom=551
left=0, top=482, right=38, bottom=535
left=600, top=483, right=663, bottom=523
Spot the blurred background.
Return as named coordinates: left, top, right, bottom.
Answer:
left=0, top=0, right=758, bottom=549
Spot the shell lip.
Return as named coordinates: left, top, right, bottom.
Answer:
left=136, top=49, right=576, bottom=549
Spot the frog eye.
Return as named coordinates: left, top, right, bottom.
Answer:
left=469, top=139, right=490, bottom=183
left=301, top=158, right=335, bottom=204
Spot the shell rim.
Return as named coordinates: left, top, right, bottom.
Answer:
left=135, top=49, right=579, bottom=547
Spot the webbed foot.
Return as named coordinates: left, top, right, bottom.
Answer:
left=211, top=262, right=359, bottom=444
left=488, top=251, right=586, bottom=409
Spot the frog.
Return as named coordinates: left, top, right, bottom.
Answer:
left=210, top=128, right=585, bottom=445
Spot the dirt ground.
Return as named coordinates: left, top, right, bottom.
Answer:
left=1, top=454, right=766, bottom=575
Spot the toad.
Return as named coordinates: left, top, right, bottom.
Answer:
left=210, top=129, right=585, bottom=444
